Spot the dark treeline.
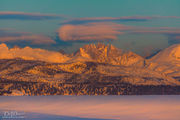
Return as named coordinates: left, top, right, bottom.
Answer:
left=1, top=80, right=180, bottom=95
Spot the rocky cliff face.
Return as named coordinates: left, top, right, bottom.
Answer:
left=0, top=43, right=180, bottom=95
left=73, top=43, right=145, bottom=66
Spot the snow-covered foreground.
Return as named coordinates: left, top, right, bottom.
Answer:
left=0, top=96, right=180, bottom=120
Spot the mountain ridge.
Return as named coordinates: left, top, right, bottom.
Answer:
left=1, top=43, right=179, bottom=65
left=150, top=44, right=180, bottom=63
left=73, top=43, right=145, bottom=66
left=0, top=43, right=180, bottom=95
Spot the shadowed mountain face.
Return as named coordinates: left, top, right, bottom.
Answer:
left=0, top=43, right=180, bottom=95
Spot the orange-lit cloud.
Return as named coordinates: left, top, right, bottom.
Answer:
left=0, top=35, right=56, bottom=45
left=0, top=11, right=66, bottom=20
left=58, top=21, right=180, bottom=42
left=0, top=28, right=56, bottom=45
left=0, top=28, right=30, bottom=37
left=58, top=22, right=132, bottom=41
left=175, top=36, right=180, bottom=39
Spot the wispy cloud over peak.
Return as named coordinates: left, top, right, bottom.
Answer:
left=0, top=11, right=67, bottom=20
left=0, top=28, right=56, bottom=45
left=62, top=16, right=180, bottom=24
left=58, top=20, right=180, bottom=45
left=0, top=35, right=56, bottom=45
left=62, top=16, right=153, bottom=24
left=175, top=36, right=180, bottom=39
left=58, top=22, right=132, bottom=41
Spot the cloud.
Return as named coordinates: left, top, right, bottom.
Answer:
left=0, top=35, right=56, bottom=45
left=130, top=27, right=180, bottom=36
left=175, top=36, right=180, bottom=40
left=63, top=16, right=180, bottom=25
left=62, top=16, right=153, bottom=24
left=59, top=20, right=180, bottom=43
left=131, top=29, right=180, bottom=35
left=0, top=43, right=69, bottom=63
left=168, top=35, right=180, bottom=45
left=58, top=21, right=180, bottom=42
left=0, top=28, right=56, bottom=45
left=130, top=27, right=180, bottom=45
left=0, top=11, right=66, bottom=20
left=58, top=22, right=132, bottom=41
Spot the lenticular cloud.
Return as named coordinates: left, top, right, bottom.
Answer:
left=58, top=22, right=132, bottom=41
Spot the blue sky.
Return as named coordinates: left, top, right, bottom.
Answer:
left=0, top=0, right=180, bottom=56
left=1, top=0, right=180, bottom=17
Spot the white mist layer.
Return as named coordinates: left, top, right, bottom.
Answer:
left=0, top=96, right=180, bottom=120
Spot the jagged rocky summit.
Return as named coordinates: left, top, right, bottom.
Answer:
left=73, top=43, right=145, bottom=66
left=0, top=43, right=180, bottom=95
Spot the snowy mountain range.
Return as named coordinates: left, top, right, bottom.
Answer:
left=0, top=43, right=180, bottom=95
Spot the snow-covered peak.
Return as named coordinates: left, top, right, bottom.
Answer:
left=0, top=43, right=70, bottom=63
left=150, top=44, right=180, bottom=63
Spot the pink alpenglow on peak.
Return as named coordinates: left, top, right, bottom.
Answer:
left=150, top=44, right=180, bottom=63
left=74, top=43, right=145, bottom=66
